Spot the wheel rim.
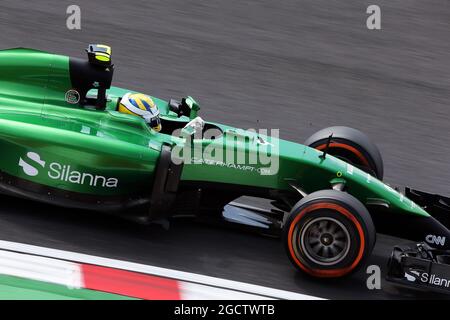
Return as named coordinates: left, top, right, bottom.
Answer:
left=300, top=217, right=351, bottom=266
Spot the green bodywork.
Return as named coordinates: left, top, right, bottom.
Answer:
left=0, top=48, right=428, bottom=219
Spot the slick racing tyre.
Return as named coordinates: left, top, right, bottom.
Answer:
left=283, top=190, right=376, bottom=278
left=305, top=126, right=384, bottom=180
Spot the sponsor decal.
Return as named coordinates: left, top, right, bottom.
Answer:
left=346, top=163, right=354, bottom=175
left=405, top=270, right=450, bottom=289
left=383, top=183, right=396, bottom=193
left=18, top=151, right=118, bottom=188
left=407, top=270, right=450, bottom=289
left=190, top=157, right=270, bottom=174
left=65, top=89, right=81, bottom=104
left=404, top=270, right=420, bottom=282
left=425, top=234, right=446, bottom=246
left=420, top=273, right=450, bottom=288
left=19, top=152, right=45, bottom=177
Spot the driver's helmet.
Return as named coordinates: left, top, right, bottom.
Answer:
left=118, top=93, right=161, bottom=132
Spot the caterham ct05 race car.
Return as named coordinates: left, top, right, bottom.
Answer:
left=0, top=44, right=449, bottom=293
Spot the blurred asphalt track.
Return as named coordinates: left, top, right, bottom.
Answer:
left=0, top=0, right=449, bottom=299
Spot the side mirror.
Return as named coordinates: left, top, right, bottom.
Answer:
left=182, top=96, right=200, bottom=119
left=169, top=96, right=201, bottom=119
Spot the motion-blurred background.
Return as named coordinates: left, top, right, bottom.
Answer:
left=1, top=0, right=450, bottom=300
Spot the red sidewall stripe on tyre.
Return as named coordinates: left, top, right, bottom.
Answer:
left=287, top=203, right=365, bottom=277
left=315, top=143, right=370, bottom=167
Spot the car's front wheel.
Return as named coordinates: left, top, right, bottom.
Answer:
left=283, top=190, right=376, bottom=278
left=304, top=126, right=384, bottom=180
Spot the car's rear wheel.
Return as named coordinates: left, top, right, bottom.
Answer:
left=283, top=190, right=375, bottom=278
left=304, top=126, right=384, bottom=180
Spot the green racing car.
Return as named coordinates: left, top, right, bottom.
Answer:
left=0, top=44, right=449, bottom=293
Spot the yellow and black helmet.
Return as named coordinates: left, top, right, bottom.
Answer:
left=118, top=93, right=161, bottom=132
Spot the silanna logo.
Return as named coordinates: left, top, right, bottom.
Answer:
left=19, top=152, right=45, bottom=177
left=18, top=152, right=118, bottom=188
left=405, top=270, right=450, bottom=289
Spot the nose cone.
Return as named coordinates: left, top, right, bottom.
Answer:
left=301, top=146, right=429, bottom=217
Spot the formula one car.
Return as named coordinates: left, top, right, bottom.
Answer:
left=0, top=45, right=449, bottom=292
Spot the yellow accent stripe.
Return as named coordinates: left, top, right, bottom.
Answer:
left=144, top=97, right=155, bottom=108
left=118, top=105, right=139, bottom=117
left=135, top=94, right=156, bottom=109
left=134, top=99, right=147, bottom=111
